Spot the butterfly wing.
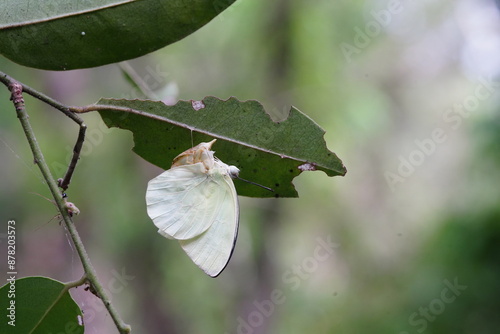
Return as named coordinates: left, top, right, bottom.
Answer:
left=146, top=163, right=222, bottom=240
left=179, top=162, right=239, bottom=277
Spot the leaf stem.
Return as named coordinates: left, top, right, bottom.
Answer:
left=65, top=274, right=88, bottom=290
left=2, top=76, right=131, bottom=334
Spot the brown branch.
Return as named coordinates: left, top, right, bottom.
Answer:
left=58, top=122, right=86, bottom=190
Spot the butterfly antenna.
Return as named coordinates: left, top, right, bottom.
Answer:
left=236, top=176, right=274, bottom=192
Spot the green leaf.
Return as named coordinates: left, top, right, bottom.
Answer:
left=0, top=276, right=84, bottom=334
left=97, top=97, right=346, bottom=198
left=0, top=0, right=236, bottom=70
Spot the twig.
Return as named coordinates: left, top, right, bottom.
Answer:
left=58, top=122, right=86, bottom=190
left=0, top=71, right=86, bottom=191
left=65, top=274, right=89, bottom=289
left=5, top=80, right=131, bottom=334
left=0, top=71, right=82, bottom=124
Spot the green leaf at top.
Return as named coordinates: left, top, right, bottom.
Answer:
left=0, top=276, right=84, bottom=334
left=0, top=0, right=236, bottom=70
left=97, top=97, right=346, bottom=198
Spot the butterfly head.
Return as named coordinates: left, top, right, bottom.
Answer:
left=227, top=165, right=240, bottom=179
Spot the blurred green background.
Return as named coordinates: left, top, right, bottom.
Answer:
left=1, top=0, right=500, bottom=333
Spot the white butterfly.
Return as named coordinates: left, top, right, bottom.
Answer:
left=145, top=139, right=240, bottom=277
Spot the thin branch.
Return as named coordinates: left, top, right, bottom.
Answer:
left=58, top=122, right=86, bottom=190
left=0, top=71, right=86, bottom=191
left=6, top=80, right=131, bottom=334
left=0, top=71, right=81, bottom=123
left=65, top=274, right=89, bottom=290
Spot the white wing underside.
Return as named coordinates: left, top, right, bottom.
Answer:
left=146, top=162, right=239, bottom=277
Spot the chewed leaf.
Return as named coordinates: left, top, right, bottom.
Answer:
left=97, top=97, right=346, bottom=198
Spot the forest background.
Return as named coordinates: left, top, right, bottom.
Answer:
left=1, top=0, right=499, bottom=333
